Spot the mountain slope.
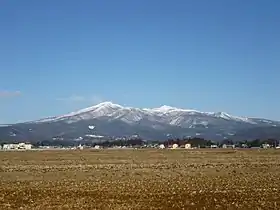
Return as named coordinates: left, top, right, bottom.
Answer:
left=1, top=102, right=280, bottom=142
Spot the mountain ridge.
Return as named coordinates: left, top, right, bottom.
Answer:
left=31, top=101, right=257, bottom=124
left=1, top=101, right=280, bottom=142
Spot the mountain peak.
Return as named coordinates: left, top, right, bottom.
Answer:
left=157, top=105, right=178, bottom=111
left=160, top=105, right=176, bottom=109
left=96, top=101, right=114, bottom=105
left=94, top=101, right=123, bottom=108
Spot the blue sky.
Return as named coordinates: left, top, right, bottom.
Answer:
left=0, top=0, right=280, bottom=123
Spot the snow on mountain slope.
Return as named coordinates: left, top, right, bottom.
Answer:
left=150, top=105, right=198, bottom=113
left=206, top=112, right=254, bottom=124
left=30, top=101, right=268, bottom=127
left=32, top=102, right=123, bottom=123
left=3, top=101, right=280, bottom=142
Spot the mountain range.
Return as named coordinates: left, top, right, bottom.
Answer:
left=1, top=101, right=280, bottom=142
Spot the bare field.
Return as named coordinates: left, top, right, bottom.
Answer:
left=0, top=149, right=280, bottom=210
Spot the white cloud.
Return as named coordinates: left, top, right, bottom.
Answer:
left=89, top=95, right=104, bottom=104
left=56, top=95, right=104, bottom=104
left=0, top=90, right=21, bottom=98
left=56, top=95, right=86, bottom=102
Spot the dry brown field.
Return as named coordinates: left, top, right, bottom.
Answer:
left=0, top=148, right=280, bottom=210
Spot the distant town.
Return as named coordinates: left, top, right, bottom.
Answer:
left=1, top=137, right=280, bottom=151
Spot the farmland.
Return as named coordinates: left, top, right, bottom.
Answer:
left=0, top=149, right=280, bottom=209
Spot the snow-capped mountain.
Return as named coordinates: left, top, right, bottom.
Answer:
left=1, top=101, right=280, bottom=142
left=32, top=101, right=255, bottom=125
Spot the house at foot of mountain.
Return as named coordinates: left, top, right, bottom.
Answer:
left=1, top=142, right=33, bottom=150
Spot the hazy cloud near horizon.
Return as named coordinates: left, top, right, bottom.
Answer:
left=0, top=90, right=21, bottom=98
left=56, top=95, right=104, bottom=104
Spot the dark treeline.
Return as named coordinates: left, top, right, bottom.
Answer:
left=24, top=138, right=146, bottom=147
left=30, top=140, right=76, bottom=147
left=163, top=137, right=279, bottom=148
left=98, top=139, right=145, bottom=147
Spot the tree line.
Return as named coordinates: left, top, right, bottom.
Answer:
left=162, top=137, right=279, bottom=148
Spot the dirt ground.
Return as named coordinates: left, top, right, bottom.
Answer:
left=0, top=148, right=280, bottom=209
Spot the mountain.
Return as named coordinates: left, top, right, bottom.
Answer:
left=1, top=101, right=280, bottom=142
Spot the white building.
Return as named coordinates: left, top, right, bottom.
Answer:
left=159, top=144, right=165, bottom=149
left=222, top=144, right=235, bottom=149
left=94, top=145, right=101, bottom=149
left=241, top=144, right=248, bottom=148
left=262, top=143, right=270, bottom=149
left=2, top=143, right=32, bottom=150
left=171, top=144, right=178, bottom=149
left=3, top=144, right=18, bottom=150
left=77, top=144, right=84, bottom=150
left=185, top=143, right=192, bottom=149
left=18, top=143, right=32, bottom=150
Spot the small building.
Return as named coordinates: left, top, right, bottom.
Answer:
left=77, top=144, right=84, bottom=150
left=171, top=144, right=178, bottom=149
left=262, top=143, right=270, bottom=149
left=94, top=145, right=101, bottom=149
left=18, top=143, right=32, bottom=150
left=210, top=145, right=218, bottom=148
left=3, top=144, right=18, bottom=150
left=241, top=144, right=248, bottom=148
left=24, top=144, right=32, bottom=150
left=185, top=143, right=192, bottom=149
left=2, top=143, right=32, bottom=150
left=222, top=144, right=235, bottom=149
left=159, top=144, right=165, bottom=149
